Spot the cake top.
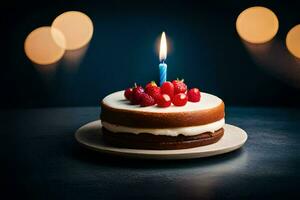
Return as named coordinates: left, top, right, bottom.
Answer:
left=102, top=91, right=223, bottom=113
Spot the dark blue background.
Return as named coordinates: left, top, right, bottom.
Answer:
left=1, top=0, right=300, bottom=108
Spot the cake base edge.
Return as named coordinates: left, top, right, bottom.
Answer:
left=102, top=128, right=224, bottom=150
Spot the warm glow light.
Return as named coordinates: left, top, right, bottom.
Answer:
left=24, top=26, right=65, bottom=65
left=159, top=32, right=167, bottom=61
left=52, top=11, right=93, bottom=50
left=286, top=24, right=300, bottom=59
left=236, top=6, right=279, bottom=44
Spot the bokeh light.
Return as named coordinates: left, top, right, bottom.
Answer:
left=286, top=24, right=300, bottom=59
left=52, top=11, right=93, bottom=50
left=24, top=26, right=66, bottom=65
left=236, top=6, right=279, bottom=44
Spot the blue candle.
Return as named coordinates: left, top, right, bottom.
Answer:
left=159, top=32, right=167, bottom=86
left=159, top=62, right=167, bottom=86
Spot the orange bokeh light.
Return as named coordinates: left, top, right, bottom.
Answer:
left=52, top=11, right=93, bottom=50
left=236, top=6, right=279, bottom=44
left=286, top=24, right=300, bottom=59
left=24, top=26, right=65, bottom=65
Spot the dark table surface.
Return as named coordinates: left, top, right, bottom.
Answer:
left=1, top=107, right=300, bottom=199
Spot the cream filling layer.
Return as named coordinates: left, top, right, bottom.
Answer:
left=101, top=118, right=225, bottom=137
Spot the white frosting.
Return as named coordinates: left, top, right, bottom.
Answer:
left=102, top=118, right=225, bottom=137
left=102, top=91, right=223, bottom=113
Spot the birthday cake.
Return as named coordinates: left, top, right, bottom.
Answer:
left=100, top=80, right=225, bottom=150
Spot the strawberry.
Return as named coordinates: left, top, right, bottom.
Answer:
left=172, top=79, right=187, bottom=95
left=187, top=88, right=201, bottom=102
left=172, top=93, right=188, bottom=106
left=140, top=93, right=156, bottom=107
left=145, top=81, right=157, bottom=93
left=145, top=86, right=161, bottom=102
left=160, top=81, right=174, bottom=99
left=157, top=94, right=172, bottom=107
left=146, top=86, right=161, bottom=101
left=124, top=88, right=133, bottom=100
left=131, top=84, right=144, bottom=105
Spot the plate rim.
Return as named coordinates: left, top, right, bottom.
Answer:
left=75, top=120, right=247, bottom=160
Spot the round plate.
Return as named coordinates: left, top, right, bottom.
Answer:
left=75, top=120, right=247, bottom=160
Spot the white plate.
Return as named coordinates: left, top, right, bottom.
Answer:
left=75, top=120, right=247, bottom=160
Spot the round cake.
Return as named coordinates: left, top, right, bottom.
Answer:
left=100, top=91, right=225, bottom=150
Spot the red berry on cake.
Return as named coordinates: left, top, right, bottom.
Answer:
left=145, top=81, right=157, bottom=93
left=124, top=88, right=133, bottom=100
left=157, top=94, right=172, bottom=107
left=140, top=93, right=156, bottom=107
left=187, top=88, right=201, bottom=102
left=172, top=79, right=187, bottom=94
left=172, top=93, right=188, bottom=106
left=145, top=81, right=161, bottom=101
left=160, top=81, right=174, bottom=99
left=131, top=84, right=145, bottom=105
left=145, top=86, right=161, bottom=101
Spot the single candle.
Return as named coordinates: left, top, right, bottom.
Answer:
left=159, top=62, right=167, bottom=86
left=159, top=32, right=167, bottom=86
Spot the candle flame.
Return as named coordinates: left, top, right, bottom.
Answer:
left=159, top=32, right=167, bottom=61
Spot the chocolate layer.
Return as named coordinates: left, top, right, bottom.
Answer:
left=101, top=101, right=225, bottom=128
left=102, top=128, right=224, bottom=150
